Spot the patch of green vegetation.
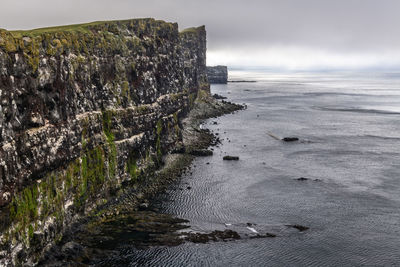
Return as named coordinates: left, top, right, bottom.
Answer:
left=28, top=224, right=34, bottom=239
left=126, top=153, right=138, bottom=181
left=0, top=31, right=17, bottom=52
left=189, top=92, right=197, bottom=108
left=10, top=21, right=107, bottom=38
left=179, top=27, right=198, bottom=34
left=121, top=81, right=129, bottom=93
left=102, top=110, right=114, bottom=142
left=46, top=38, right=63, bottom=56
left=179, top=25, right=205, bottom=36
left=7, top=176, right=59, bottom=245
left=6, top=140, right=110, bottom=245
left=156, top=119, right=163, bottom=136
left=173, top=112, right=181, bottom=137
left=121, top=81, right=131, bottom=103
left=75, top=146, right=106, bottom=208
left=9, top=187, right=39, bottom=229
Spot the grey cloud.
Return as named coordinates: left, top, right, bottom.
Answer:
left=1, top=0, right=400, bottom=68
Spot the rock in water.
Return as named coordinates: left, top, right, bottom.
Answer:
left=223, top=156, right=240, bottom=160
left=295, top=177, right=309, bottom=181
left=288, top=224, right=310, bottom=232
left=282, top=137, right=299, bottom=142
left=213, top=94, right=227, bottom=99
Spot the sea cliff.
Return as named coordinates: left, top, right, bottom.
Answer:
left=207, top=65, right=228, bottom=84
left=0, top=18, right=209, bottom=265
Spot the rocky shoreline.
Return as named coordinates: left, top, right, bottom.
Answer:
left=38, top=92, right=244, bottom=265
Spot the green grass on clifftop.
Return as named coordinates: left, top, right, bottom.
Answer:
left=5, top=19, right=203, bottom=38
left=179, top=26, right=205, bottom=35
left=9, top=18, right=158, bottom=38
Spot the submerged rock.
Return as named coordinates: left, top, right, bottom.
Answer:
left=288, top=224, right=310, bottom=232
left=295, top=177, right=322, bottom=182
left=223, top=156, right=239, bottom=160
left=186, top=229, right=241, bottom=243
left=250, top=233, right=277, bottom=238
left=296, top=177, right=309, bottom=181
left=282, top=137, right=299, bottom=142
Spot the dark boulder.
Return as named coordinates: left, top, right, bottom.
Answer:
left=282, top=137, right=299, bottom=142
left=212, top=94, right=227, bottom=100
left=223, top=156, right=239, bottom=160
left=250, top=233, right=277, bottom=238
left=288, top=224, right=310, bottom=232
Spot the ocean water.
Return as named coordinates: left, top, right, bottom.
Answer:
left=102, top=71, right=400, bottom=266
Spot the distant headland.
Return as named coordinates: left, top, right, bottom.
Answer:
left=207, top=65, right=228, bottom=84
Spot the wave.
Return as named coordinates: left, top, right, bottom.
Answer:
left=304, top=92, right=372, bottom=97
left=313, top=106, right=400, bottom=115
left=361, top=134, right=400, bottom=141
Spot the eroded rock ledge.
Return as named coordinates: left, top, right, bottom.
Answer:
left=0, top=18, right=208, bottom=266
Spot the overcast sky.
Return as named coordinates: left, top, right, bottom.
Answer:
left=1, top=0, right=400, bottom=70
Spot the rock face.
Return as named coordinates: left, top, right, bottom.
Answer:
left=207, top=65, right=228, bottom=84
left=0, top=19, right=208, bottom=265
